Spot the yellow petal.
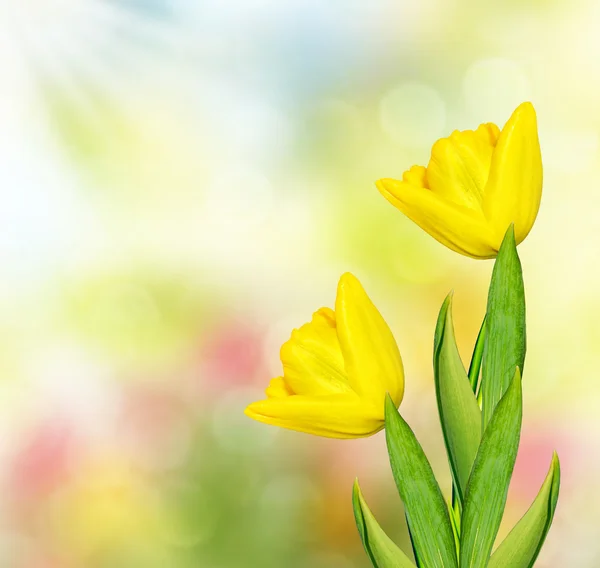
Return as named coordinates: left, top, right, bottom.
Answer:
left=244, top=393, right=383, bottom=439
left=483, top=102, right=543, bottom=244
left=280, top=308, right=352, bottom=396
left=265, top=377, right=294, bottom=398
left=376, top=178, right=498, bottom=259
left=334, top=273, right=404, bottom=406
left=426, top=126, right=498, bottom=209
left=402, top=165, right=429, bottom=188
left=475, top=122, right=501, bottom=146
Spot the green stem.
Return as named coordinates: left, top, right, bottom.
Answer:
left=449, top=497, right=461, bottom=557
left=468, top=315, right=487, bottom=395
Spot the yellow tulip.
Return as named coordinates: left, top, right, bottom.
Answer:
left=245, top=273, right=404, bottom=439
left=376, top=102, right=542, bottom=259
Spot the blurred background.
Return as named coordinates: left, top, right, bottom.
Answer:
left=0, top=0, right=597, bottom=566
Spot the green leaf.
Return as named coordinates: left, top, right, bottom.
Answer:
left=434, top=294, right=482, bottom=506
left=481, top=225, right=526, bottom=430
left=468, top=315, right=486, bottom=394
left=488, top=452, right=561, bottom=568
left=385, top=396, right=458, bottom=568
left=404, top=515, right=423, bottom=568
left=353, top=480, right=416, bottom=568
left=460, top=368, right=523, bottom=568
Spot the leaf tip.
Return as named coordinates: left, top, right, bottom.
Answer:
left=507, top=367, right=523, bottom=409
left=442, top=290, right=454, bottom=312
left=384, top=392, right=397, bottom=418
left=550, top=451, right=561, bottom=484
left=550, top=452, right=561, bottom=507
left=499, top=223, right=518, bottom=257
left=513, top=366, right=523, bottom=383
left=352, top=479, right=368, bottom=543
left=507, top=222, right=516, bottom=241
left=352, top=478, right=362, bottom=512
left=435, top=292, right=455, bottom=352
left=384, top=393, right=403, bottom=449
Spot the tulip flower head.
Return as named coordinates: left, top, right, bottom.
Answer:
left=245, top=273, right=404, bottom=439
left=376, top=102, right=542, bottom=259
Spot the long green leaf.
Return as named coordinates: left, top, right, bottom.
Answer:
left=405, top=514, right=423, bottom=568
left=481, top=225, right=526, bottom=429
left=434, top=293, right=482, bottom=505
left=385, top=396, right=458, bottom=568
left=353, top=480, right=416, bottom=568
left=460, top=368, right=523, bottom=568
left=488, top=452, right=560, bottom=568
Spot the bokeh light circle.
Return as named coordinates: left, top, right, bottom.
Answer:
left=379, top=82, right=446, bottom=147
left=463, top=58, right=531, bottom=123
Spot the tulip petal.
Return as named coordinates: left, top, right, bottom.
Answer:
left=376, top=178, right=497, bottom=259
left=280, top=308, right=352, bottom=396
left=265, top=377, right=294, bottom=398
left=427, top=128, right=497, bottom=209
left=483, top=102, right=542, bottom=245
left=402, top=165, right=429, bottom=189
left=475, top=122, right=501, bottom=146
left=335, top=273, right=404, bottom=405
left=244, top=393, right=383, bottom=438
